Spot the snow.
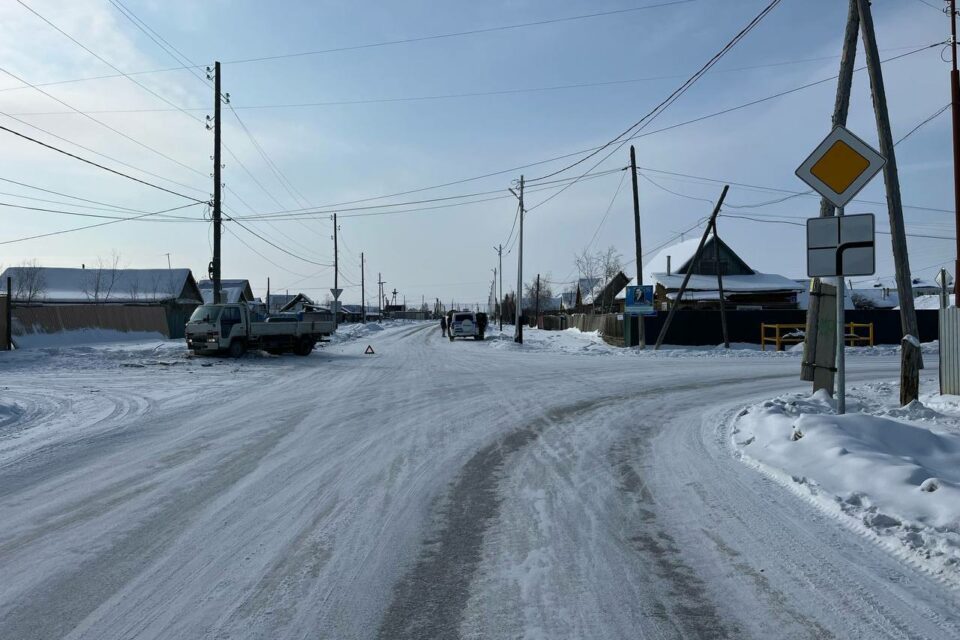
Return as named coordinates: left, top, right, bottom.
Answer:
left=911, top=294, right=945, bottom=310
left=0, top=267, right=196, bottom=302
left=12, top=328, right=168, bottom=349
left=733, top=380, right=960, bottom=584
left=1, top=321, right=957, bottom=638
left=652, top=271, right=804, bottom=293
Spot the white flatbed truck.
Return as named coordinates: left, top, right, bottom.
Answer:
left=185, top=303, right=335, bottom=357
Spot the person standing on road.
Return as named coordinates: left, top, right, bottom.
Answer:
left=440, top=316, right=448, bottom=337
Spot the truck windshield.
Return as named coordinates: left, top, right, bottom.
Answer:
left=189, top=305, right=222, bottom=323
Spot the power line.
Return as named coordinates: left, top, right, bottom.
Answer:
left=0, top=124, right=207, bottom=203
left=0, top=64, right=207, bottom=180
left=0, top=202, right=202, bottom=246
left=527, top=0, right=784, bottom=184
left=221, top=1, right=697, bottom=66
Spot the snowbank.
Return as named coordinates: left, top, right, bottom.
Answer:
left=732, top=382, right=960, bottom=584
left=13, top=328, right=167, bottom=349
left=485, top=327, right=937, bottom=359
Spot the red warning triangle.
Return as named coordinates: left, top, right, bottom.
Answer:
left=364, top=345, right=375, bottom=354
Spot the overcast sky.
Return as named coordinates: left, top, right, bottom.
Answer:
left=0, top=0, right=954, bottom=307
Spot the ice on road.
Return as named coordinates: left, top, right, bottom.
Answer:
left=0, top=322, right=957, bottom=639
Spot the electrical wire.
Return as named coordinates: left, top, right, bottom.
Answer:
left=527, top=0, right=783, bottom=184
left=0, top=202, right=202, bottom=245
left=220, top=1, right=697, bottom=66
left=0, top=124, right=207, bottom=203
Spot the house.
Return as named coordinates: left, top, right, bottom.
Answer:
left=621, top=236, right=804, bottom=310
left=198, top=279, right=255, bottom=304
left=278, top=293, right=315, bottom=313
left=0, top=266, right=203, bottom=339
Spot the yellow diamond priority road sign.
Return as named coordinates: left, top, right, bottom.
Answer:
left=795, top=125, right=885, bottom=208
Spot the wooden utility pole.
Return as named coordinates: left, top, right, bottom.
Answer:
left=630, top=145, right=646, bottom=348
left=494, top=244, right=503, bottom=330
left=535, top=273, right=541, bottom=327
left=655, top=185, right=729, bottom=350
left=5, top=276, right=11, bottom=350
left=377, top=273, right=383, bottom=320
left=211, top=61, right=222, bottom=304
left=802, top=0, right=858, bottom=388
left=714, top=220, right=729, bottom=348
left=332, top=213, right=338, bottom=293
left=510, top=176, right=525, bottom=344
left=361, top=252, right=366, bottom=324
left=950, top=0, right=960, bottom=306
left=857, top=0, right=921, bottom=362
left=266, top=277, right=270, bottom=314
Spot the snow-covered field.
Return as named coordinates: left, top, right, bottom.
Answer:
left=1, top=322, right=958, bottom=639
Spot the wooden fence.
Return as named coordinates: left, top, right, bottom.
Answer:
left=11, top=304, right=170, bottom=346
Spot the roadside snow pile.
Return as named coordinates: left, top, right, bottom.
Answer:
left=486, top=327, right=935, bottom=359
left=733, top=383, right=960, bottom=584
left=13, top=328, right=167, bottom=349
left=326, top=321, right=385, bottom=345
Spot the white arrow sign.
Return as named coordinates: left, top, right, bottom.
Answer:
left=330, top=288, right=343, bottom=300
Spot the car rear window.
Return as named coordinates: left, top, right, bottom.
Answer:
left=454, top=314, right=472, bottom=322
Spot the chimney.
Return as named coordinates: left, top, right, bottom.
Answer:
left=666, top=256, right=671, bottom=276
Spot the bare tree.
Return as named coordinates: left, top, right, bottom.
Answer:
left=12, top=259, right=46, bottom=302
left=84, top=251, right=122, bottom=302
left=523, top=275, right=555, bottom=313
left=127, top=277, right=142, bottom=301
left=574, top=246, right=623, bottom=301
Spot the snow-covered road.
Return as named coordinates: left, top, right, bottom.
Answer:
left=1, top=322, right=957, bottom=639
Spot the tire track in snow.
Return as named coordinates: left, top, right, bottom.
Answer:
left=0, top=407, right=310, bottom=640
left=376, top=375, right=764, bottom=640
left=376, top=394, right=616, bottom=639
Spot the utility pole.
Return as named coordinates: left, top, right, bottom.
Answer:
left=629, top=145, right=646, bottom=348
left=164, top=253, right=171, bottom=270
left=655, top=186, right=729, bottom=350
left=802, top=0, right=858, bottom=389
left=714, top=219, right=730, bottom=348
left=535, top=273, right=541, bottom=327
left=5, top=276, right=11, bottom=351
left=950, top=0, right=960, bottom=306
left=361, top=252, right=366, bottom=324
left=266, top=277, right=271, bottom=314
left=494, top=244, right=503, bottom=330
left=210, top=61, right=223, bottom=304
left=377, top=273, right=384, bottom=320
left=333, top=213, right=338, bottom=293
left=857, top=0, right=921, bottom=356
left=509, top=176, right=525, bottom=343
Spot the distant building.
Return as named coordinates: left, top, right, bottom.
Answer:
left=0, top=266, right=203, bottom=338
left=620, top=236, right=803, bottom=310
left=197, top=279, right=255, bottom=304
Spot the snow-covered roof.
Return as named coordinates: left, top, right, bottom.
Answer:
left=649, top=272, right=804, bottom=293
left=200, top=287, right=247, bottom=304
left=198, top=279, right=255, bottom=302
left=641, top=237, right=703, bottom=284
left=0, top=266, right=201, bottom=303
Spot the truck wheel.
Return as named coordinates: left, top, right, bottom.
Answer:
left=294, top=338, right=314, bottom=356
left=228, top=339, right=246, bottom=358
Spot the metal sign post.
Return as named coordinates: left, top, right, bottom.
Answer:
left=798, top=126, right=884, bottom=414
left=331, top=287, right=343, bottom=328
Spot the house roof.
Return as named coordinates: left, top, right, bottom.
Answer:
left=641, top=237, right=703, bottom=284
left=650, top=272, right=804, bottom=293
left=198, top=279, right=255, bottom=302
left=0, top=266, right=202, bottom=303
